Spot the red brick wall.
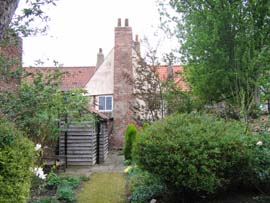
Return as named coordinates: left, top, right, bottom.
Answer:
left=112, top=19, right=134, bottom=148
left=0, top=34, right=22, bottom=92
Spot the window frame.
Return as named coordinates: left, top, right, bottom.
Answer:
left=98, top=95, right=113, bottom=112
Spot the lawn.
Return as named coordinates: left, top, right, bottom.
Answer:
left=77, top=172, right=127, bottom=203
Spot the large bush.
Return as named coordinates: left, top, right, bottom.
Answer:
left=133, top=113, right=270, bottom=196
left=127, top=166, right=166, bottom=203
left=0, top=119, right=35, bottom=203
left=124, top=124, right=138, bottom=160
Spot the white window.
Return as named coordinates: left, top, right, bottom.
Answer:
left=98, top=95, right=113, bottom=112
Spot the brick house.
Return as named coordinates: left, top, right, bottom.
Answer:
left=24, top=18, right=186, bottom=148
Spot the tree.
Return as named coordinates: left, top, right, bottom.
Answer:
left=131, top=44, right=192, bottom=124
left=0, top=0, right=20, bottom=41
left=160, top=0, right=270, bottom=119
left=0, top=0, right=57, bottom=41
left=0, top=70, right=91, bottom=145
left=131, top=47, right=166, bottom=124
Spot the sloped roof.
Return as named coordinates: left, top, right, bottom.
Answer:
left=24, top=66, right=96, bottom=91
left=156, top=65, right=189, bottom=91
left=24, top=65, right=188, bottom=92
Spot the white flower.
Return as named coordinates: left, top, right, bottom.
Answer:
left=33, top=167, right=47, bottom=180
left=256, top=141, right=263, bottom=146
left=34, top=144, right=42, bottom=151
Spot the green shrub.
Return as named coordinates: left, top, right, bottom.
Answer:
left=124, top=159, right=132, bottom=166
left=32, top=197, right=60, bottom=203
left=124, top=124, right=138, bottom=160
left=46, top=172, right=81, bottom=189
left=248, top=133, right=270, bottom=194
left=133, top=113, right=270, bottom=196
left=127, top=166, right=166, bottom=203
left=0, top=119, right=35, bottom=203
left=56, top=185, right=75, bottom=202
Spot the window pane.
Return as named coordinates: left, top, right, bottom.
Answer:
left=106, top=96, right=112, bottom=110
left=99, top=97, right=105, bottom=110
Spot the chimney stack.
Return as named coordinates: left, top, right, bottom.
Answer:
left=113, top=18, right=133, bottom=148
left=96, top=48, right=104, bottom=69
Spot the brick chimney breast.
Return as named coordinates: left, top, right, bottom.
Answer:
left=113, top=18, right=134, bottom=148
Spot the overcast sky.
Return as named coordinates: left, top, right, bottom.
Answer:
left=20, top=0, right=178, bottom=67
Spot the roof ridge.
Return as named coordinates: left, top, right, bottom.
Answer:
left=23, top=66, right=96, bottom=68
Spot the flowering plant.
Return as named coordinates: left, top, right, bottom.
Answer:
left=35, top=143, right=42, bottom=151
left=30, top=167, right=47, bottom=180
left=256, top=141, right=263, bottom=146
left=31, top=143, right=47, bottom=180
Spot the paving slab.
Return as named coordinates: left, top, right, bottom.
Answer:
left=63, top=150, right=125, bottom=176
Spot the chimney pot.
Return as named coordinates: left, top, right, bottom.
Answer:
left=125, top=19, right=129, bottom=27
left=117, top=18, right=121, bottom=27
left=99, top=48, right=102, bottom=53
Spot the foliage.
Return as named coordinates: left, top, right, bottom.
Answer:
left=11, top=0, right=57, bottom=37
left=164, top=80, right=193, bottom=114
left=32, top=197, right=60, bottom=203
left=31, top=174, right=47, bottom=196
left=0, top=0, right=57, bottom=41
left=127, top=166, right=166, bottom=203
left=0, top=70, right=92, bottom=145
left=56, top=185, right=75, bottom=202
left=133, top=113, right=270, bottom=197
left=30, top=172, right=83, bottom=202
left=0, top=118, right=35, bottom=203
left=132, top=51, right=166, bottom=123
left=249, top=131, right=270, bottom=194
left=124, top=124, right=138, bottom=161
left=132, top=45, right=192, bottom=123
left=160, top=0, right=270, bottom=116
left=46, top=172, right=81, bottom=189
left=124, top=159, right=132, bottom=166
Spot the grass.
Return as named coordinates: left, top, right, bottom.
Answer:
left=77, top=172, right=127, bottom=203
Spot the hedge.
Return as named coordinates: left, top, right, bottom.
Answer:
left=0, top=118, right=35, bottom=203
left=133, top=113, right=270, bottom=196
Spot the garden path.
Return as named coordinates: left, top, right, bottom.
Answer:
left=63, top=150, right=125, bottom=176
left=62, top=150, right=127, bottom=203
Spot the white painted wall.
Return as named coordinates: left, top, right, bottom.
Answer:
left=84, top=48, right=114, bottom=96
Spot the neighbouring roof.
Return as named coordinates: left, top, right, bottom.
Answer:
left=24, top=66, right=96, bottom=91
left=156, top=65, right=189, bottom=91
left=24, top=65, right=188, bottom=92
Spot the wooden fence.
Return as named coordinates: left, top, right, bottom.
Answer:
left=59, top=120, right=109, bottom=167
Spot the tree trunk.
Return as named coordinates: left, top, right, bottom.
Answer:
left=0, top=0, right=20, bottom=41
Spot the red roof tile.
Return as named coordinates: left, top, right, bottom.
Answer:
left=24, top=65, right=188, bottom=92
left=156, top=65, right=189, bottom=91
left=24, top=66, right=96, bottom=91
